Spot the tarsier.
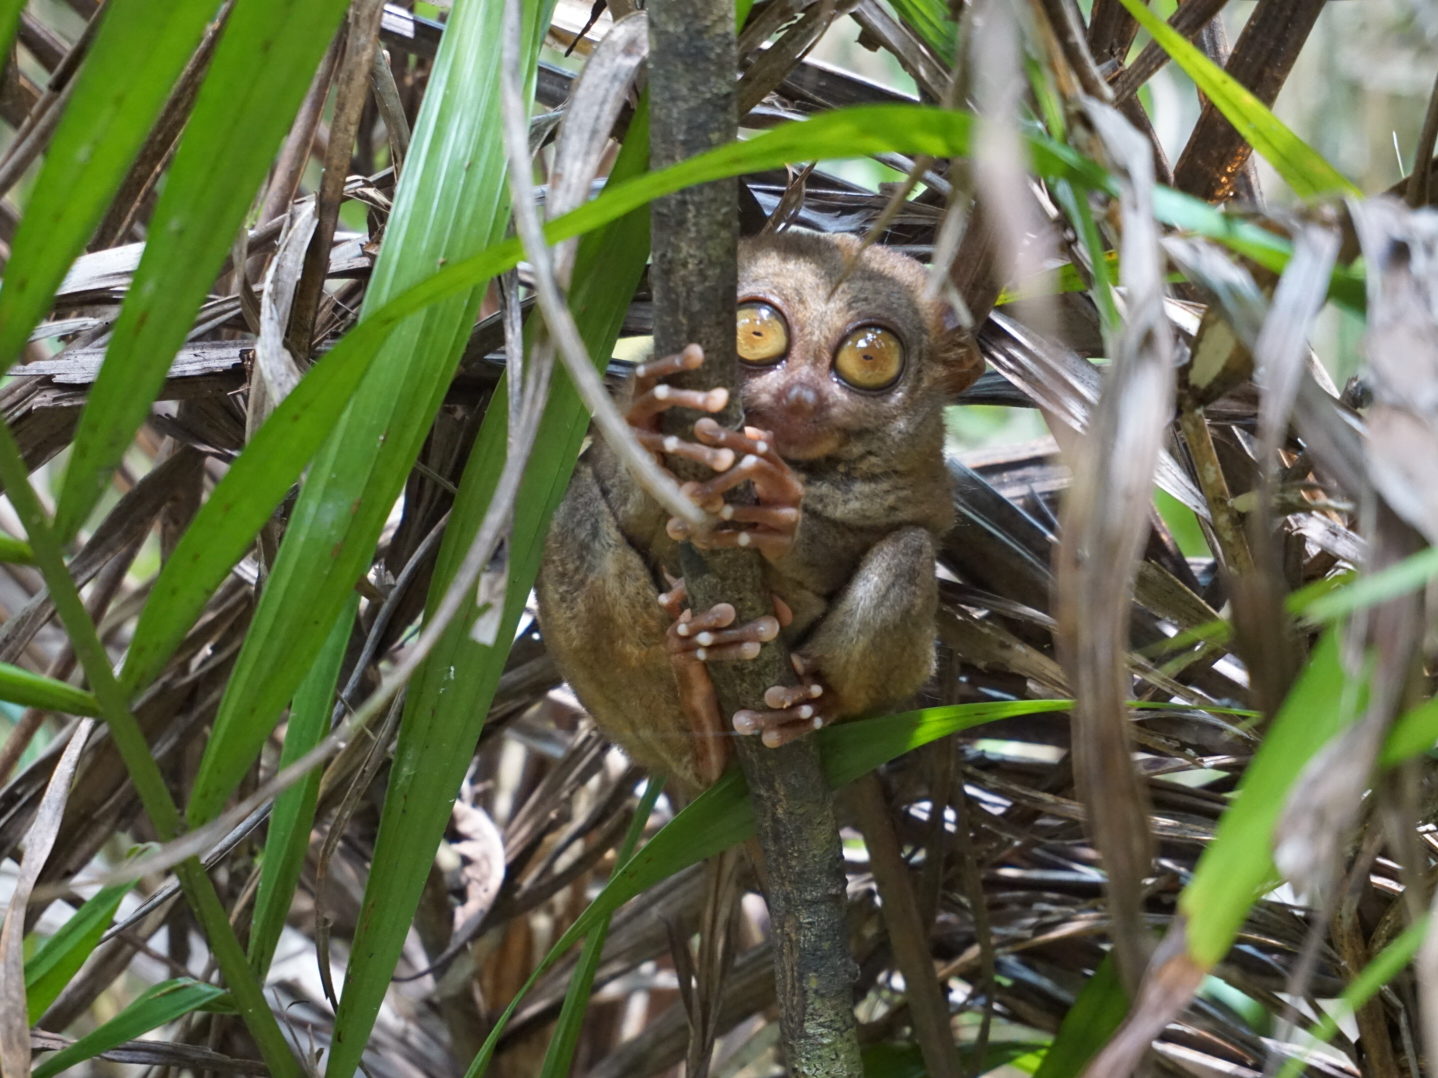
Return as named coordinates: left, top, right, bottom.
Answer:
left=537, top=232, right=982, bottom=790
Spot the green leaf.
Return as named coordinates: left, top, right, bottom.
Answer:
left=32, top=978, right=230, bottom=1078
left=0, top=0, right=20, bottom=62
left=0, top=662, right=99, bottom=716
left=882, top=0, right=956, bottom=58
left=54, top=0, right=352, bottom=538
left=1032, top=954, right=1126, bottom=1078
left=248, top=598, right=355, bottom=976
left=0, top=533, right=34, bottom=564
left=119, top=308, right=393, bottom=695
left=336, top=74, right=644, bottom=1078
left=862, top=1040, right=1045, bottom=1076
left=26, top=882, right=135, bottom=1022
left=1113, top=0, right=1359, bottom=199
left=120, top=105, right=1348, bottom=711
left=0, top=0, right=218, bottom=369
left=1381, top=693, right=1438, bottom=769
left=186, top=0, right=552, bottom=830
left=465, top=699, right=1065, bottom=1075
left=1179, top=630, right=1369, bottom=966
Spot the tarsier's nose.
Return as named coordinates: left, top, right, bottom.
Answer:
left=780, top=381, right=821, bottom=417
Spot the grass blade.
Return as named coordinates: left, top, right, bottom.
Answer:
left=186, top=0, right=553, bottom=829
left=464, top=699, right=1066, bottom=1074
left=1113, top=0, right=1358, bottom=199
left=53, top=0, right=351, bottom=538
left=1180, top=630, right=1367, bottom=965
left=25, top=882, right=135, bottom=1022
left=32, top=979, right=230, bottom=1078
left=0, top=663, right=99, bottom=716
left=0, top=0, right=217, bottom=368
left=247, top=599, right=355, bottom=976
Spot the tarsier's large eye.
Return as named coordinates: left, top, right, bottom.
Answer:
left=834, top=325, right=904, bottom=390
left=736, top=302, right=788, bottom=365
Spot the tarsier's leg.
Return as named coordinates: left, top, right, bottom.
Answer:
left=657, top=578, right=783, bottom=783
left=736, top=528, right=939, bottom=748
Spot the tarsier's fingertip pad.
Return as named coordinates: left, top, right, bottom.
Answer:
left=733, top=711, right=758, bottom=734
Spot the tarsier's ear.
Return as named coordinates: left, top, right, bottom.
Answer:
left=935, top=313, right=985, bottom=397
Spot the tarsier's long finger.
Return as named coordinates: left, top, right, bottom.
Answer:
left=763, top=681, right=824, bottom=710
left=676, top=526, right=792, bottom=559
left=716, top=504, right=800, bottom=531
left=628, top=385, right=729, bottom=426
left=635, top=429, right=736, bottom=473
left=692, top=417, right=773, bottom=457
left=633, top=342, right=705, bottom=386
left=732, top=704, right=827, bottom=747
left=691, top=453, right=800, bottom=507
left=657, top=574, right=687, bottom=618
left=673, top=602, right=736, bottom=635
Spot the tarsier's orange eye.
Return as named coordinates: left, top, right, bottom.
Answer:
left=736, top=302, right=788, bottom=365
left=834, top=326, right=904, bottom=390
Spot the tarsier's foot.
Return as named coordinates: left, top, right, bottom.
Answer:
left=657, top=577, right=783, bottom=785
left=732, top=652, right=833, bottom=748
left=659, top=579, right=781, bottom=663
left=665, top=417, right=803, bottom=560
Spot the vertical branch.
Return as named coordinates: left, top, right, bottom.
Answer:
left=647, top=2, right=863, bottom=1074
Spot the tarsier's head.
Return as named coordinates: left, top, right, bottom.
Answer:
left=734, top=232, right=982, bottom=463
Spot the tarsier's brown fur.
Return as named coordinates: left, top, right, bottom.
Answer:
left=537, top=232, right=981, bottom=790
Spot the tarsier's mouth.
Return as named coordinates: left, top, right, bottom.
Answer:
left=745, top=408, right=844, bottom=462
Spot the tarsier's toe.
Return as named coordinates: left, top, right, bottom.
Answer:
left=733, top=673, right=831, bottom=747
left=666, top=604, right=779, bottom=662
left=732, top=702, right=828, bottom=747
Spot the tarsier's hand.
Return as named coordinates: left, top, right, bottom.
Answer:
left=666, top=418, right=803, bottom=562
left=629, top=345, right=803, bottom=560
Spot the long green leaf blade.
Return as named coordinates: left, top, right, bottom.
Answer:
left=1113, top=0, right=1358, bottom=199
left=53, top=0, right=351, bottom=538
left=0, top=0, right=218, bottom=368
left=465, top=699, right=1063, bottom=1074
left=1179, top=630, right=1368, bottom=965
left=121, top=103, right=1342, bottom=714
left=26, top=882, right=135, bottom=1022
left=186, top=0, right=549, bottom=829
left=0, top=662, right=99, bottom=716
left=247, top=599, right=355, bottom=976
left=32, top=978, right=230, bottom=1078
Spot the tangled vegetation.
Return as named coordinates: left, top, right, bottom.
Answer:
left=1, top=0, right=1437, bottom=1075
